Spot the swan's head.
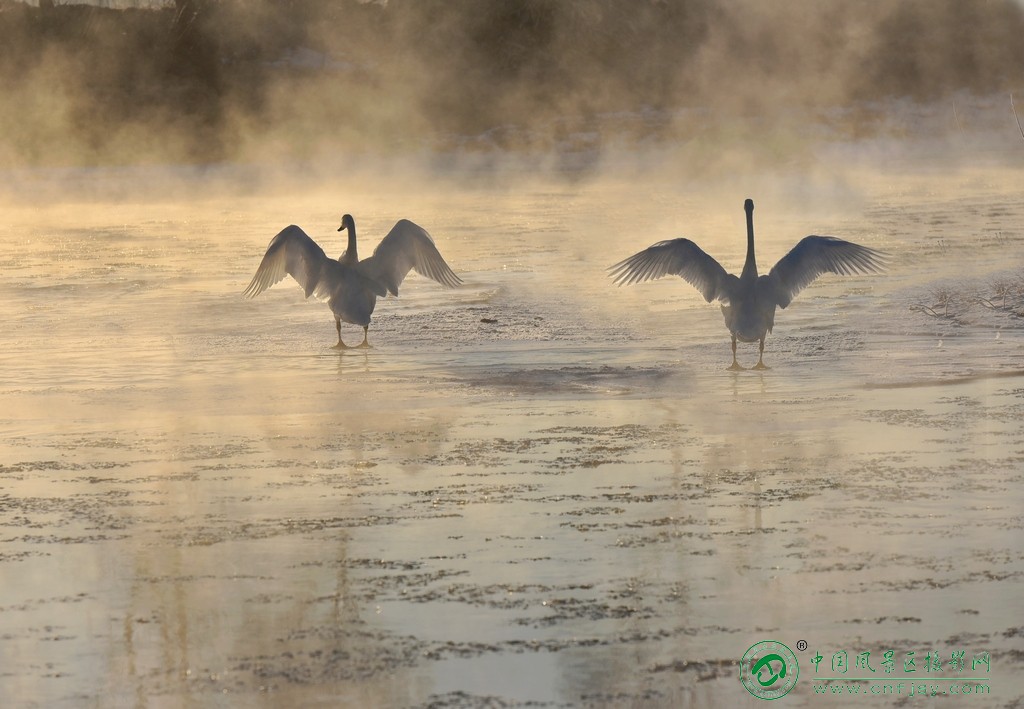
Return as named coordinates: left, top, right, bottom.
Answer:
left=337, top=214, right=355, bottom=232
left=744, top=198, right=754, bottom=213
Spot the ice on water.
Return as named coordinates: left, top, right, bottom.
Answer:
left=1, top=160, right=1023, bottom=707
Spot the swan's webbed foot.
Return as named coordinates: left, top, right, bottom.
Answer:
left=355, top=327, right=372, bottom=349
left=751, top=338, right=768, bottom=370
left=726, top=336, right=744, bottom=371
left=331, top=320, right=351, bottom=350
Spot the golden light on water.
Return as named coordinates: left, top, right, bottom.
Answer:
left=2, top=1, right=1024, bottom=705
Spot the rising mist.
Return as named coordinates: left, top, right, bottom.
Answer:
left=1, top=0, right=1023, bottom=170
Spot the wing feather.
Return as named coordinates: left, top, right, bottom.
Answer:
left=243, top=225, right=330, bottom=299
left=607, top=238, right=735, bottom=303
left=359, top=219, right=462, bottom=296
left=767, top=236, right=887, bottom=308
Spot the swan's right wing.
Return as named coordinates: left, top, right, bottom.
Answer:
left=766, top=235, right=886, bottom=308
left=243, top=225, right=330, bottom=299
left=360, top=219, right=462, bottom=296
left=608, top=238, right=735, bottom=303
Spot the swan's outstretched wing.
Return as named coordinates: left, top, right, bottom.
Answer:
left=608, top=238, right=736, bottom=303
left=243, top=225, right=330, bottom=299
left=359, top=219, right=462, bottom=296
left=766, top=236, right=886, bottom=308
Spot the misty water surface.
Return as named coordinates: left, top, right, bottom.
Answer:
left=1, top=159, right=1023, bottom=707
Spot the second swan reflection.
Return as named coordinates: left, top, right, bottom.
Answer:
left=609, top=199, right=886, bottom=370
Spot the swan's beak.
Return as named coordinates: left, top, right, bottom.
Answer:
left=337, top=224, right=346, bottom=232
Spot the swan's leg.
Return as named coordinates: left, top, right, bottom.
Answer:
left=356, top=326, right=372, bottom=349
left=752, top=336, right=769, bottom=370
left=331, top=319, right=350, bottom=349
left=726, top=335, right=744, bottom=371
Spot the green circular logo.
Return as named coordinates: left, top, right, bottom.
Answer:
left=739, top=640, right=800, bottom=700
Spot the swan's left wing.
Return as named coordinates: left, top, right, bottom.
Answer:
left=766, top=236, right=886, bottom=308
left=607, top=238, right=735, bottom=303
left=359, top=219, right=463, bottom=296
left=243, top=224, right=330, bottom=299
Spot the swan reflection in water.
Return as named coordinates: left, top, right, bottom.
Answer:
left=609, top=199, right=886, bottom=370
left=244, top=214, right=462, bottom=348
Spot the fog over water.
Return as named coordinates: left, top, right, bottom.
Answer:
left=2, top=2, right=1024, bottom=708
left=3, top=0, right=1024, bottom=168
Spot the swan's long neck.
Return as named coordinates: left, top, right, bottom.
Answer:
left=740, top=199, right=757, bottom=280
left=342, top=220, right=358, bottom=263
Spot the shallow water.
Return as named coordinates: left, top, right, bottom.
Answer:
left=1, top=164, right=1023, bottom=708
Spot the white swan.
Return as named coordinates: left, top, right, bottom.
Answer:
left=608, top=199, right=886, bottom=370
left=244, top=214, right=462, bottom=348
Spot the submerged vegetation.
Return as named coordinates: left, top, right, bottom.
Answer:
left=1, top=0, right=1024, bottom=166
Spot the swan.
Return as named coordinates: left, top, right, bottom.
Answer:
left=244, top=214, right=462, bottom=348
left=608, top=199, right=885, bottom=370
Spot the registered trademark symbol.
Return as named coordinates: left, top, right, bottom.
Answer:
left=796, top=639, right=808, bottom=652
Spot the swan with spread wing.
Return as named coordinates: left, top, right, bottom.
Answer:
left=608, top=199, right=885, bottom=370
left=244, top=214, right=462, bottom=348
